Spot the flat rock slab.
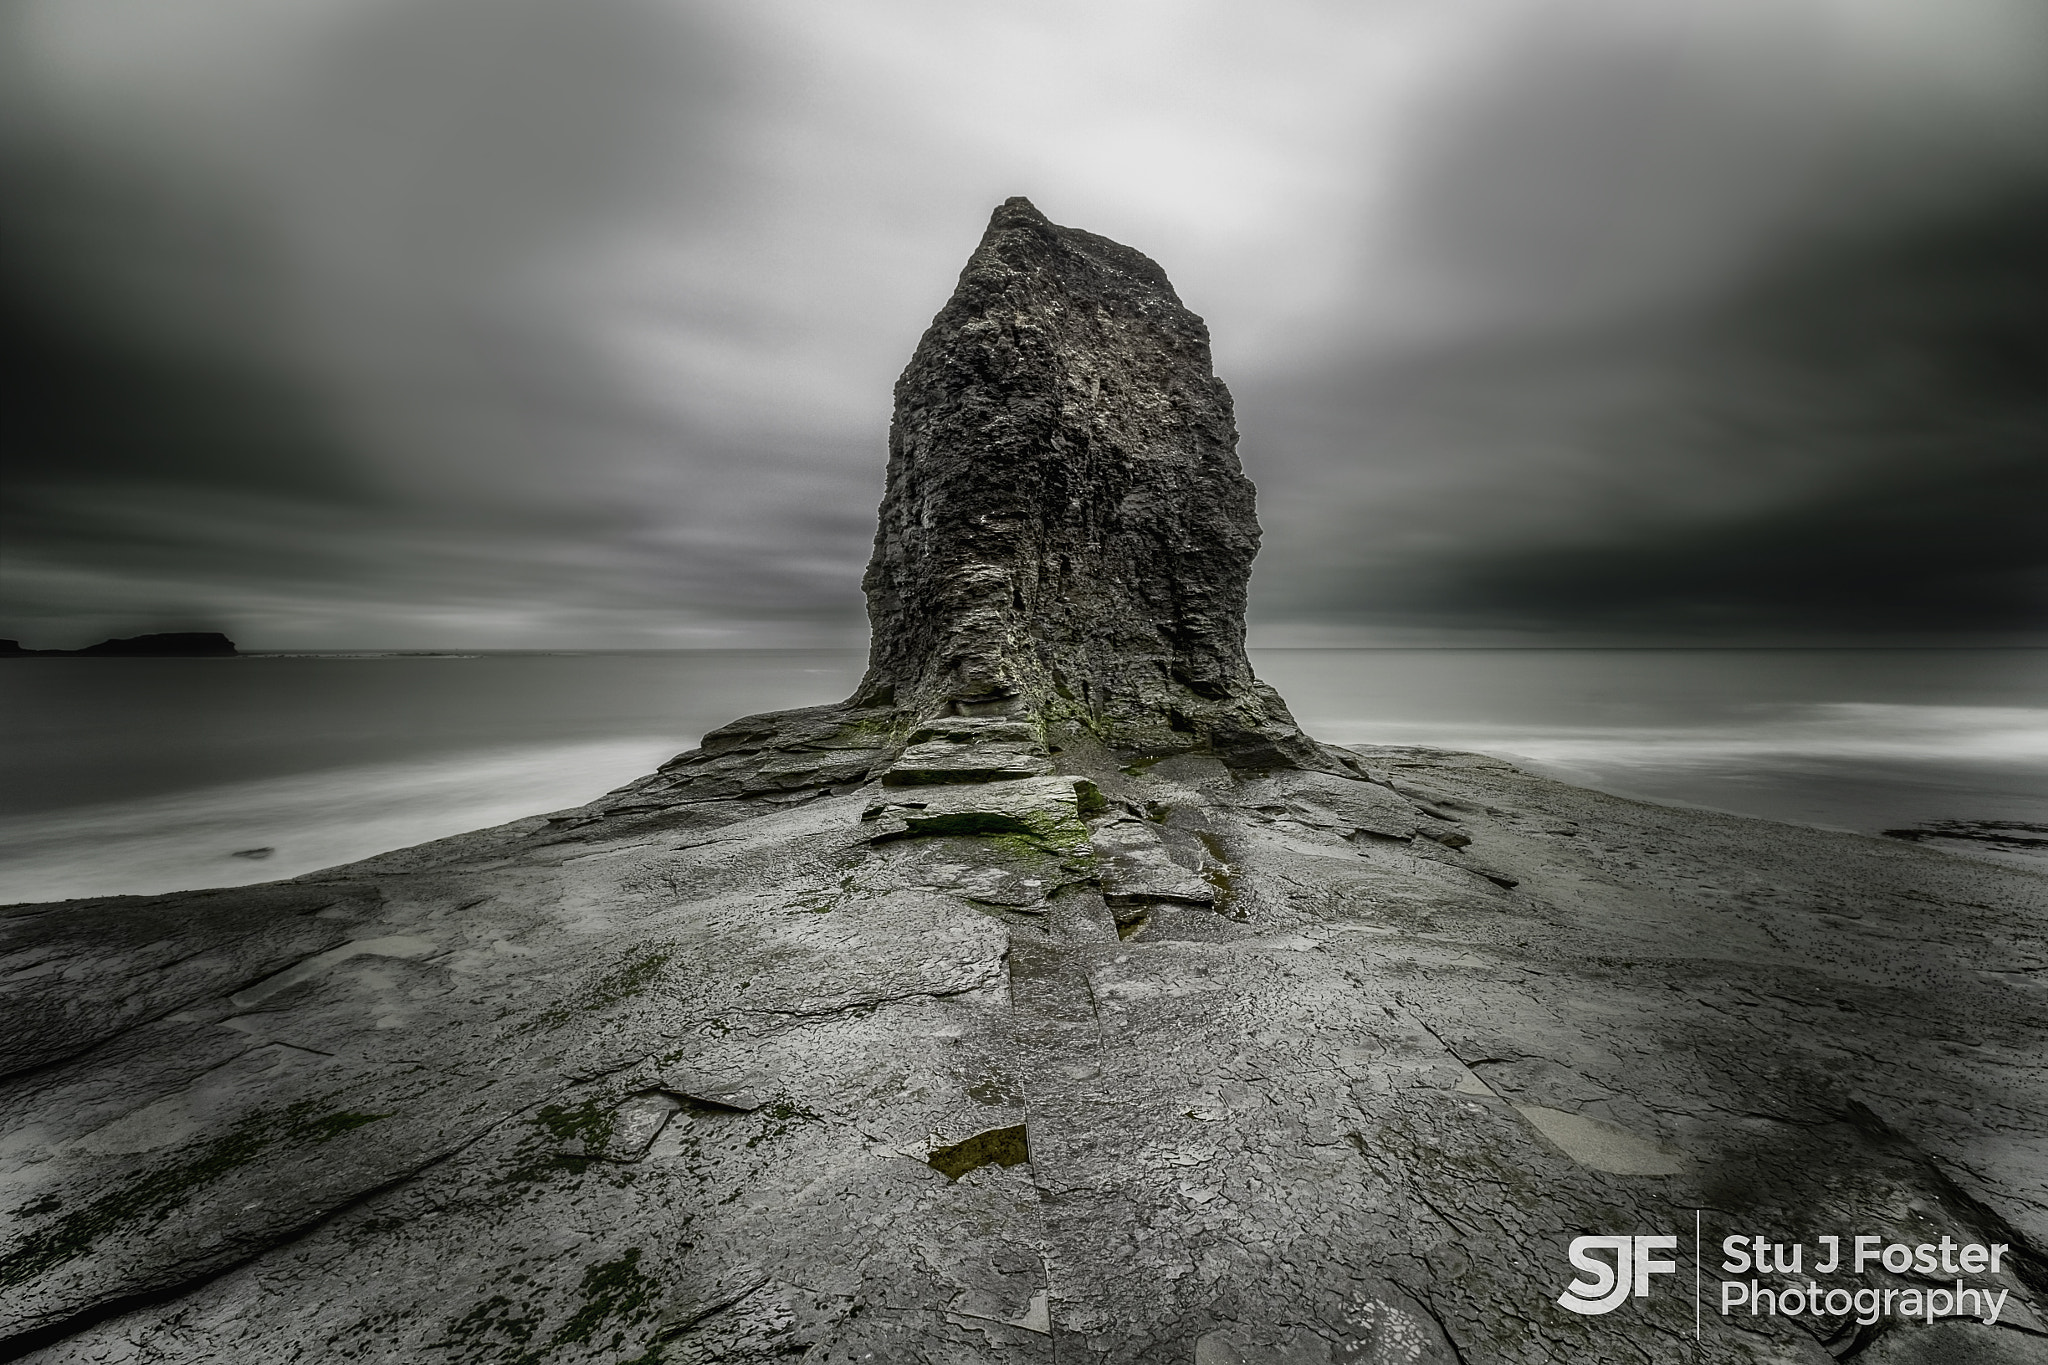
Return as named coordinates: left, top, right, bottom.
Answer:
left=862, top=774, right=1100, bottom=857
left=1, top=750, right=2045, bottom=1364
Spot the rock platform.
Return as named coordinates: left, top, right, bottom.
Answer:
left=3, top=737, right=2044, bottom=1363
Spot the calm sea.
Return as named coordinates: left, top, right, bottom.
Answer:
left=3, top=648, right=2043, bottom=903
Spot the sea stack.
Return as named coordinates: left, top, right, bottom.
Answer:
left=630, top=198, right=1351, bottom=806
left=2, top=204, right=2043, bottom=1365
left=855, top=197, right=1319, bottom=770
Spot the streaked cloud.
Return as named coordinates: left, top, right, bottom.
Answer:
left=3, top=0, right=2042, bottom=646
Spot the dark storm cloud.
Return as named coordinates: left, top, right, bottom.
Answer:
left=0, top=0, right=882, bottom=646
left=3, top=0, right=2044, bottom=646
left=1234, top=2, right=2048, bottom=643
left=1439, top=450, right=2046, bottom=634
left=1246, top=185, right=2048, bottom=641
left=1355, top=1, right=2048, bottom=337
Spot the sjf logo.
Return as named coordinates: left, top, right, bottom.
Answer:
left=1557, top=1235, right=1679, bottom=1315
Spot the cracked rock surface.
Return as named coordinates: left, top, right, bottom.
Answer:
left=2, top=201, right=2045, bottom=1363
left=5, top=745, right=2045, bottom=1363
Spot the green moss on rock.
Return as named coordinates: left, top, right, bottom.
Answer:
left=0, top=1101, right=392, bottom=1289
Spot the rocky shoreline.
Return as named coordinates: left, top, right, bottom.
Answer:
left=0, top=200, right=2041, bottom=1364
left=3, top=736, right=2043, bottom=1363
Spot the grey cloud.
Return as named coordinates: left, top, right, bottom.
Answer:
left=3, top=1, right=2045, bottom=648
left=0, top=0, right=802, bottom=647
left=276, top=0, right=734, bottom=275
left=1245, top=185, right=2048, bottom=641
left=1365, top=1, right=2048, bottom=339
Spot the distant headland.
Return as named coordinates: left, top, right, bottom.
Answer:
left=0, top=631, right=238, bottom=657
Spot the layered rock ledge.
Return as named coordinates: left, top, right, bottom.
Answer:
left=0, top=202, right=2044, bottom=1365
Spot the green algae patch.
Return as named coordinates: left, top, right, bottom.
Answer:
left=438, top=1248, right=659, bottom=1365
left=531, top=1097, right=616, bottom=1151
left=1195, top=831, right=1238, bottom=914
left=866, top=776, right=1097, bottom=859
left=0, top=1101, right=393, bottom=1290
left=443, top=1293, right=544, bottom=1359
left=926, top=1124, right=1029, bottom=1181
left=493, top=1097, right=618, bottom=1187
left=524, top=948, right=674, bottom=1032
left=1030, top=785, right=1103, bottom=854
left=743, top=1097, right=821, bottom=1150
left=822, top=713, right=906, bottom=748
left=545, top=1247, right=662, bottom=1354
left=883, top=807, right=1092, bottom=859
left=583, top=951, right=672, bottom=1012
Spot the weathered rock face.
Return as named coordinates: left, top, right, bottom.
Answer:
left=854, top=197, right=1304, bottom=765
left=2, top=203, right=2046, bottom=1365
left=616, top=202, right=1353, bottom=811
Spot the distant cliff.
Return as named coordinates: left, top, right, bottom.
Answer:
left=0, top=631, right=238, bottom=657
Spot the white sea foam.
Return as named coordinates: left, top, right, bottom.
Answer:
left=1313, top=703, right=2048, bottom=767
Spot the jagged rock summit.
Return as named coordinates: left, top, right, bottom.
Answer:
left=1, top=203, right=2045, bottom=1365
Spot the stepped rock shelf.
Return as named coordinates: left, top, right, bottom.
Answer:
left=3, top=201, right=2046, bottom=1364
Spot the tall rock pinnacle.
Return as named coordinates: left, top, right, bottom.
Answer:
left=853, top=197, right=1318, bottom=768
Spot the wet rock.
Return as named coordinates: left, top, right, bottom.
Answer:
left=1237, top=770, right=1421, bottom=841
left=1882, top=819, right=2048, bottom=861
left=662, top=1072, right=772, bottom=1113
left=863, top=774, right=1101, bottom=857
left=549, top=1092, right=682, bottom=1162
left=883, top=717, right=1053, bottom=785
left=0, top=882, right=381, bottom=1079
left=1091, top=817, right=1215, bottom=909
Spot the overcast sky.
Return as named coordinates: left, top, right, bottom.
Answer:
left=3, top=0, right=2044, bottom=648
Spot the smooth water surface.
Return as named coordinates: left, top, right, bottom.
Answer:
left=1260, top=648, right=2048, bottom=845
left=0, top=651, right=867, bottom=903
left=2, top=648, right=2041, bottom=902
